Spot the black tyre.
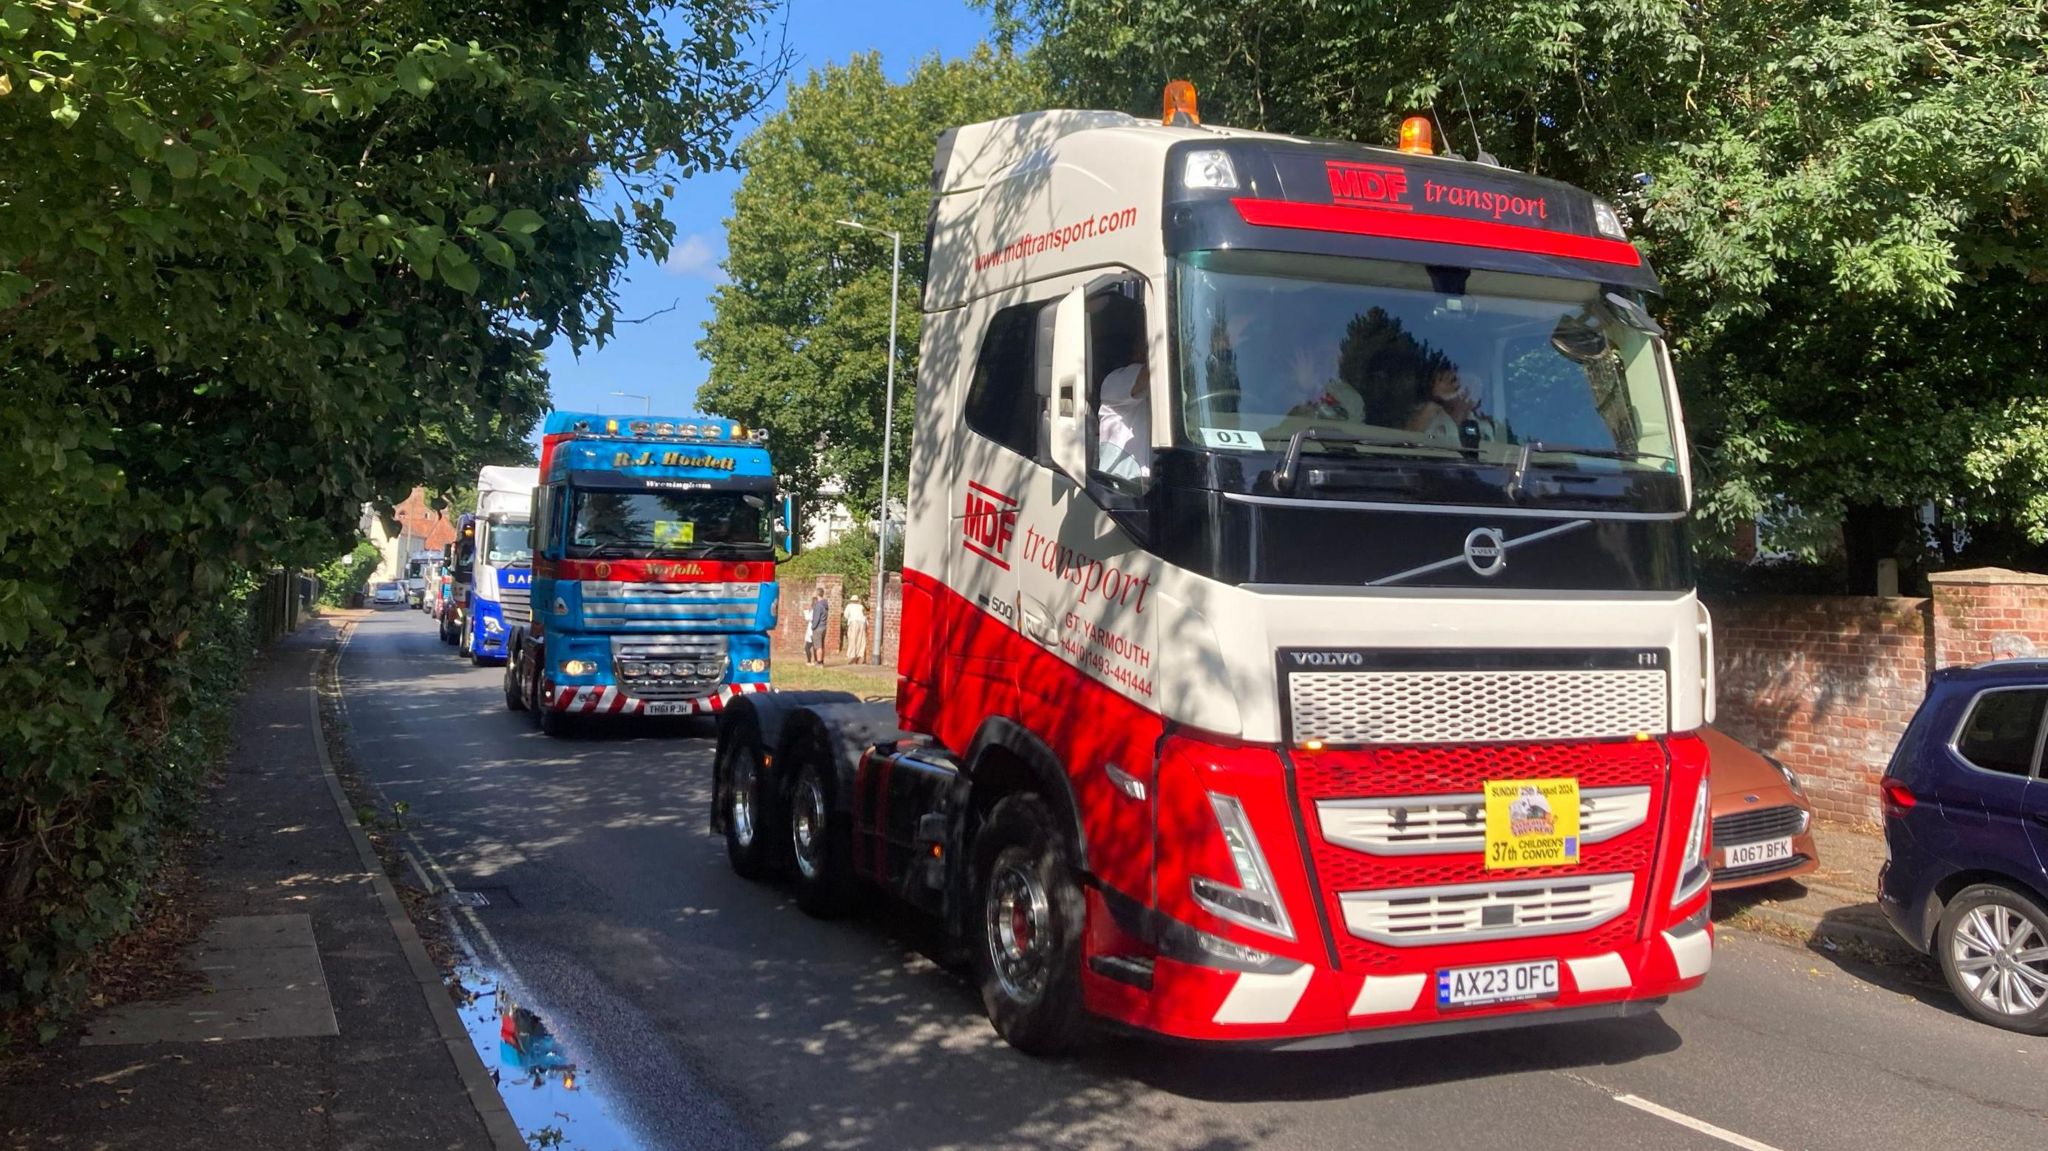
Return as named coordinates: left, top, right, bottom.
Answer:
left=717, top=718, right=779, bottom=880
left=438, top=615, right=455, bottom=645
left=787, top=756, right=854, bottom=918
left=972, top=794, right=1088, bottom=1056
left=1937, top=883, right=2048, bottom=1034
left=537, top=703, right=577, bottom=738
left=503, top=654, right=527, bottom=711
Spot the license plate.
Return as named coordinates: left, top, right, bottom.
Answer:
left=1437, top=959, right=1560, bottom=1009
left=643, top=701, right=690, bottom=717
left=1723, top=836, right=1794, bottom=868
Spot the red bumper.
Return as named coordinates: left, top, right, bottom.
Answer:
left=1077, top=732, right=1713, bottom=1045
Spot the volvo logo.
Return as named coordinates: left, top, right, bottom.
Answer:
left=1291, top=651, right=1364, bottom=667
left=1464, top=527, right=1508, bottom=577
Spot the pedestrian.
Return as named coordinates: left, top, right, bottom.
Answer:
left=805, top=588, right=830, bottom=665
left=843, top=595, right=869, bottom=664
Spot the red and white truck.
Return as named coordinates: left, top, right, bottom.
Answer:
left=712, top=89, right=1715, bottom=1054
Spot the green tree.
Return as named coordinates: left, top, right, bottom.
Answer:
left=1001, top=0, right=2048, bottom=584
left=698, top=48, right=1043, bottom=533
left=0, top=0, right=782, bottom=1034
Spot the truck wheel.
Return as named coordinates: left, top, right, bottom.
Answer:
left=1937, top=883, right=2048, bottom=1034
left=503, top=656, right=527, bottom=711
left=973, top=794, right=1088, bottom=1056
left=787, top=757, right=853, bottom=918
left=538, top=701, right=577, bottom=738
left=438, top=615, right=454, bottom=644
left=718, top=718, right=779, bottom=881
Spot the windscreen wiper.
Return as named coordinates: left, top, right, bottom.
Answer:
left=1274, top=426, right=1467, bottom=493
left=1505, top=441, right=1662, bottom=500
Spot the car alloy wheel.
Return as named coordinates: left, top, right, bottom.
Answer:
left=1949, top=902, right=2048, bottom=1017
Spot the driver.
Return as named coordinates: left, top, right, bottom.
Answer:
left=1406, top=363, right=1482, bottom=442
left=1097, top=323, right=1151, bottom=481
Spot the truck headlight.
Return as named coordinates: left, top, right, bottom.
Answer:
left=1190, top=793, right=1295, bottom=942
left=561, top=659, right=597, bottom=677
left=1673, top=779, right=1711, bottom=906
left=620, top=664, right=645, bottom=680
left=646, top=662, right=671, bottom=677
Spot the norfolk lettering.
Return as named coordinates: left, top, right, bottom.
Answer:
left=610, top=446, right=741, bottom=469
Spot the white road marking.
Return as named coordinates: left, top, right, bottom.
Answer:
left=1613, top=1094, right=1785, bottom=1151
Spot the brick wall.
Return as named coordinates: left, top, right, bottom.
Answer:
left=1709, top=596, right=1931, bottom=825
left=771, top=572, right=904, bottom=664
left=1711, top=568, right=2048, bottom=825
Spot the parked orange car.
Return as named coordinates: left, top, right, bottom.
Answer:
left=1702, top=726, right=1821, bottom=890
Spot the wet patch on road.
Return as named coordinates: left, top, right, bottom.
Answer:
left=449, top=958, right=647, bottom=1151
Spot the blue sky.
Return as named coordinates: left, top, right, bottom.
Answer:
left=540, top=0, right=997, bottom=426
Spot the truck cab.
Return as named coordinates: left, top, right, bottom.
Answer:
left=451, top=466, right=538, bottom=665
left=712, top=93, right=1713, bottom=1055
left=507, top=413, right=778, bottom=735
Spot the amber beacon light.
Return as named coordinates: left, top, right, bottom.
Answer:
left=1398, top=115, right=1434, bottom=155
left=1163, top=80, right=1200, bottom=127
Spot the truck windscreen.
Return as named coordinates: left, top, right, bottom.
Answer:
left=1173, top=249, right=1676, bottom=474
left=485, top=523, right=532, bottom=566
left=568, top=489, right=773, bottom=559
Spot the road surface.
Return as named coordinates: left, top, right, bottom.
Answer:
left=339, top=608, right=2048, bottom=1151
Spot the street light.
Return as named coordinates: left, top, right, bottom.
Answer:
left=836, top=217, right=901, bottom=667
left=609, top=391, right=651, bottom=414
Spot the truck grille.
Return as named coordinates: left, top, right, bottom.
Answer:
left=1292, top=739, right=1667, bottom=971
left=1340, top=873, right=1636, bottom=945
left=500, top=585, right=531, bottom=628
left=1317, top=786, right=1651, bottom=856
left=1287, top=668, right=1668, bottom=745
left=611, top=635, right=729, bottom=701
left=1713, top=804, right=1807, bottom=846
left=582, top=581, right=758, bottom=630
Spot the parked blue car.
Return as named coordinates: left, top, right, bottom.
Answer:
left=1880, top=659, right=2048, bottom=1033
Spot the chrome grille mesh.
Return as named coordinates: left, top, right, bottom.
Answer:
left=1317, top=786, right=1651, bottom=856
left=1340, top=873, right=1636, bottom=946
left=1288, top=668, right=1668, bottom=745
left=611, top=635, right=729, bottom=701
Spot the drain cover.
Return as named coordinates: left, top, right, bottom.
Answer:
left=449, top=890, right=490, bottom=908
left=448, top=885, right=519, bottom=909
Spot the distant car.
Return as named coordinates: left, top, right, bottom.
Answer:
left=1880, top=659, right=2048, bottom=1034
left=1701, top=726, right=1820, bottom=891
left=372, top=581, right=405, bottom=605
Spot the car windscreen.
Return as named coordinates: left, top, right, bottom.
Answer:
left=568, top=488, right=774, bottom=559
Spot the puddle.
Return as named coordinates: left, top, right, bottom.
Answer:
left=449, top=960, right=649, bottom=1151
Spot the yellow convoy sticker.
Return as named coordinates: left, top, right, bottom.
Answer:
left=1483, top=778, right=1581, bottom=870
left=651, top=520, right=695, bottom=545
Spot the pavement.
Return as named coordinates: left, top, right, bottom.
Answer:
left=8, top=607, right=2031, bottom=1151
left=0, top=616, right=506, bottom=1151
left=317, top=608, right=2048, bottom=1151
left=1712, top=819, right=1919, bottom=966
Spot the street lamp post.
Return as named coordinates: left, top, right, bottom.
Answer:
left=609, top=391, right=651, bottom=414
left=836, top=218, right=901, bottom=667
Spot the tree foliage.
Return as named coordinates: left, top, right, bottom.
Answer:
left=1000, top=0, right=2048, bottom=578
left=0, top=0, right=782, bottom=1033
left=697, top=48, right=1043, bottom=530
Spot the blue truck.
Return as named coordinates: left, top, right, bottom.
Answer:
left=444, top=465, right=539, bottom=664
left=503, top=413, right=779, bottom=735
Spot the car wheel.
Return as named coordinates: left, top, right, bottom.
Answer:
left=1937, top=883, right=2048, bottom=1034
left=718, top=719, right=779, bottom=881
left=787, top=757, right=853, bottom=918
left=972, top=794, right=1088, bottom=1056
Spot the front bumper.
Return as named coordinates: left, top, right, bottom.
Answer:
left=545, top=681, right=770, bottom=716
left=1083, top=903, right=1710, bottom=1045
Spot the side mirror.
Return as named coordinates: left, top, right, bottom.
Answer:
left=1048, top=285, right=1091, bottom=481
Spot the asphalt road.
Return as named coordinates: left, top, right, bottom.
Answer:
left=340, top=608, right=2048, bottom=1151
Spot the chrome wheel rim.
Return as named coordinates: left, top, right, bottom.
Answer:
left=1952, top=903, right=2048, bottom=1016
left=728, top=753, right=756, bottom=848
left=985, top=860, right=1051, bottom=1004
left=791, top=773, right=826, bottom=880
